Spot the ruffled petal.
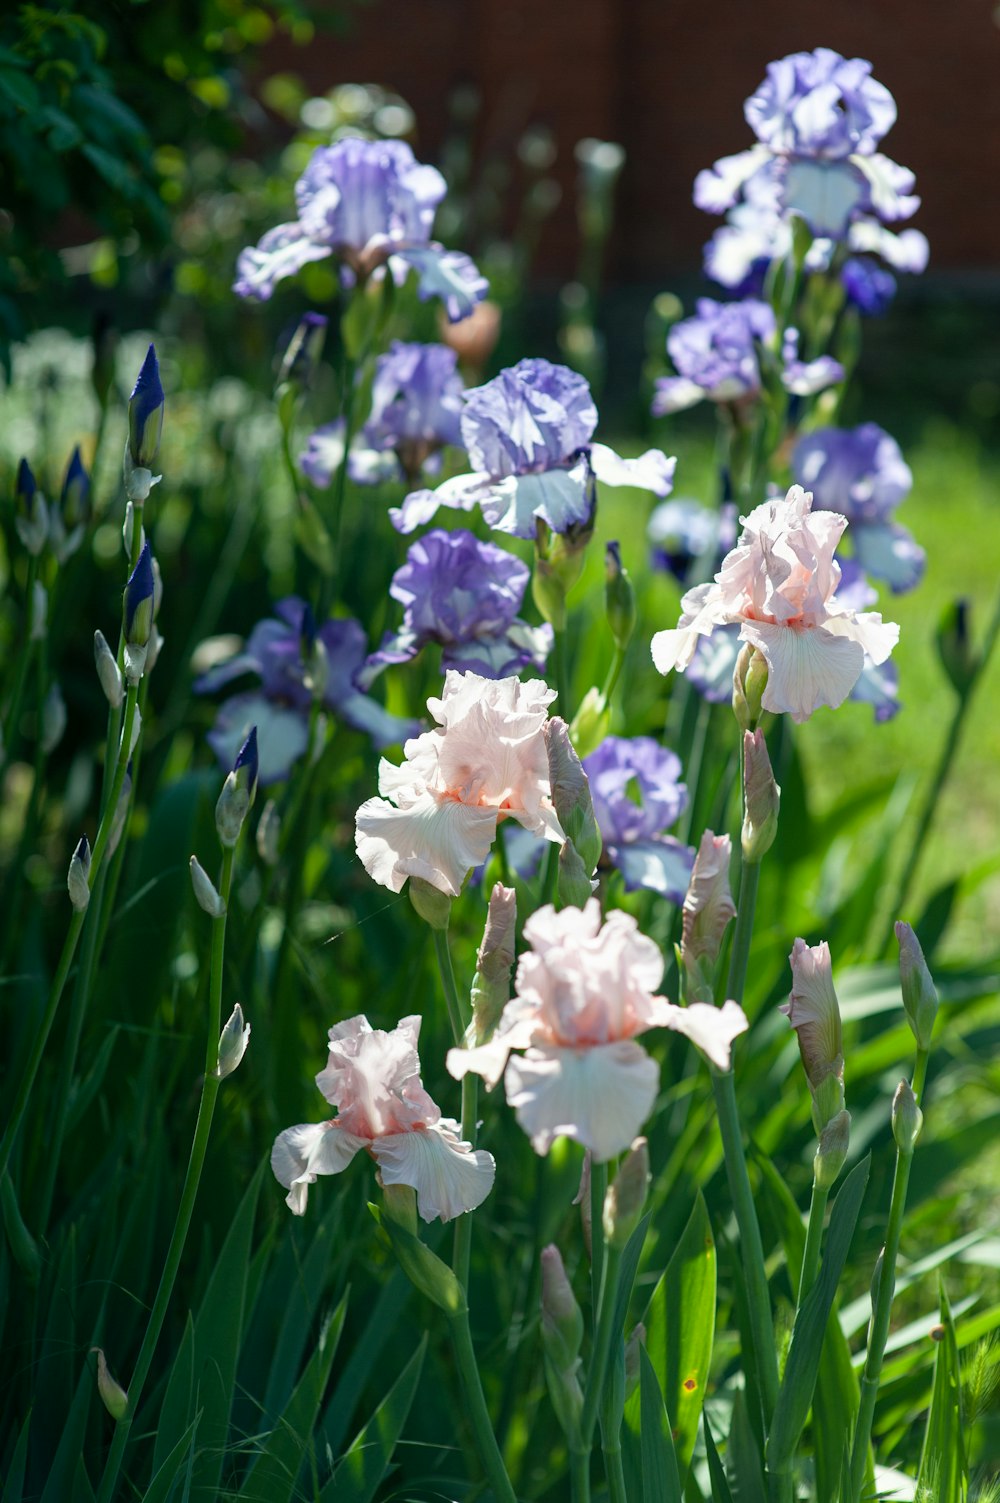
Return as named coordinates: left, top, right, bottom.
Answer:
left=651, top=624, right=710, bottom=676
left=270, top=1121, right=366, bottom=1215
left=355, top=791, right=497, bottom=896
left=651, top=377, right=706, bottom=416
left=233, top=223, right=333, bottom=302
left=504, top=1041, right=659, bottom=1162
left=372, top=1122, right=495, bottom=1221
left=740, top=618, right=865, bottom=722
left=389, top=472, right=489, bottom=535
left=781, top=355, right=844, bottom=397
left=394, top=245, right=489, bottom=324
left=821, top=608, right=900, bottom=666
left=477, top=463, right=593, bottom=538
left=662, top=999, right=749, bottom=1072
left=588, top=443, right=677, bottom=498
left=693, top=147, right=770, bottom=213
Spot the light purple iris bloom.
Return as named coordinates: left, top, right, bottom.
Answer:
left=695, top=49, right=921, bottom=243
left=792, top=424, right=924, bottom=593
left=194, top=598, right=419, bottom=784
left=234, top=138, right=487, bottom=322
left=652, top=299, right=841, bottom=416
left=685, top=570, right=900, bottom=721
left=302, top=341, right=466, bottom=490
left=582, top=737, right=695, bottom=900
left=392, top=357, right=675, bottom=538
left=361, top=528, right=553, bottom=681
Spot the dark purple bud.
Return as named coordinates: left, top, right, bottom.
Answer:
left=128, top=345, right=164, bottom=467
left=61, top=445, right=91, bottom=529
left=124, top=541, right=155, bottom=648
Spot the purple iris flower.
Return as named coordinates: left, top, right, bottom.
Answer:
left=234, top=137, right=487, bottom=323
left=301, top=341, right=465, bottom=491
left=792, top=424, right=924, bottom=592
left=840, top=257, right=896, bottom=315
left=582, top=737, right=695, bottom=899
left=361, top=528, right=552, bottom=682
left=194, top=598, right=419, bottom=784
left=695, top=49, right=921, bottom=244
left=392, top=357, right=675, bottom=538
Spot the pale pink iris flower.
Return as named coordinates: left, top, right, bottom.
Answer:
left=447, top=900, right=748, bottom=1161
left=355, top=670, right=563, bottom=897
left=651, top=485, right=899, bottom=722
left=271, top=1014, right=495, bottom=1222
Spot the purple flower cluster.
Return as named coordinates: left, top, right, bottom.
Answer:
left=234, top=138, right=487, bottom=322
left=696, top=48, right=927, bottom=301
left=582, top=737, right=696, bottom=899
left=652, top=299, right=842, bottom=417
left=361, top=529, right=553, bottom=681
left=791, top=423, right=924, bottom=593
left=392, top=357, right=675, bottom=538
left=194, top=599, right=418, bottom=784
left=302, top=341, right=466, bottom=490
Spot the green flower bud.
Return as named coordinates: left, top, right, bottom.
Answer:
left=68, top=835, right=92, bottom=912
left=568, top=686, right=611, bottom=761
left=93, top=1349, right=129, bottom=1421
left=190, top=855, right=226, bottom=917
left=603, top=1137, right=650, bottom=1249
left=215, top=1003, right=250, bottom=1079
left=813, top=1108, right=851, bottom=1189
left=733, top=642, right=768, bottom=732
left=540, top=1244, right=584, bottom=1371
left=94, top=629, right=123, bottom=708
left=372, top=1195, right=467, bottom=1316
left=409, top=876, right=453, bottom=931
left=891, top=1079, right=923, bottom=1156
left=557, top=840, right=594, bottom=910
left=215, top=729, right=258, bottom=848
left=936, top=599, right=979, bottom=697
left=742, top=728, right=780, bottom=863
left=604, top=540, right=636, bottom=651
left=545, top=717, right=602, bottom=875
left=895, top=922, right=938, bottom=1051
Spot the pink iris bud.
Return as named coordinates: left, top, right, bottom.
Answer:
left=471, top=883, right=516, bottom=1044
left=742, top=728, right=781, bottom=863
left=781, top=938, right=845, bottom=1129
left=681, top=831, right=736, bottom=1003
left=603, top=1136, right=650, bottom=1250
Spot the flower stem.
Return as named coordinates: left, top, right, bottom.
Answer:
left=570, top=1447, right=592, bottom=1503
left=847, top=1047, right=929, bottom=1502
left=95, top=843, right=236, bottom=1503
left=433, top=925, right=466, bottom=1047
left=554, top=626, right=572, bottom=723
left=452, top=1071, right=480, bottom=1292
left=797, top=1177, right=830, bottom=1308
left=589, top=1158, right=607, bottom=1316
left=447, top=1309, right=518, bottom=1503
left=603, top=1442, right=628, bottom=1503
left=580, top=1240, right=623, bottom=1451
left=0, top=554, right=39, bottom=780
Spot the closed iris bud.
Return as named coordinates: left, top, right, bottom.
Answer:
left=470, top=884, right=516, bottom=1044
left=813, top=1108, right=851, bottom=1189
left=92, top=1349, right=129, bottom=1422
left=733, top=642, right=768, bottom=733
left=557, top=839, right=594, bottom=910
left=681, top=832, right=736, bottom=1003
left=895, top=922, right=938, bottom=1051
left=123, top=542, right=155, bottom=681
left=603, top=1137, right=650, bottom=1248
left=742, top=728, right=780, bottom=863
left=540, top=1244, right=584, bottom=1371
left=604, top=540, right=636, bottom=651
left=215, top=728, right=259, bottom=848
left=190, top=855, right=226, bottom=917
left=891, top=1079, right=923, bottom=1156
left=94, top=629, right=123, bottom=708
left=545, top=718, right=601, bottom=877
left=409, top=876, right=452, bottom=931
left=67, top=835, right=92, bottom=912
left=215, top=1003, right=250, bottom=1079
left=127, top=344, right=164, bottom=470
left=567, top=685, right=611, bottom=762
left=14, top=458, right=48, bottom=556
left=936, top=599, right=978, bottom=697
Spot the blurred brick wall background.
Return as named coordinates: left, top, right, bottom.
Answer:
left=261, top=0, right=1000, bottom=283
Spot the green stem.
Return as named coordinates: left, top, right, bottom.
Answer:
left=322, top=352, right=359, bottom=616
left=95, top=844, right=236, bottom=1503
left=0, top=681, right=139, bottom=1185
left=589, top=1159, right=607, bottom=1318
left=0, top=554, right=39, bottom=778
left=848, top=1048, right=928, bottom=1502
left=711, top=1067, right=779, bottom=1427
left=447, top=1309, right=518, bottom=1503
left=432, top=925, right=465, bottom=1047
left=569, top=1447, right=592, bottom=1503
left=603, top=1443, right=627, bottom=1503
left=600, top=645, right=625, bottom=706
left=797, top=1178, right=830, bottom=1308
left=554, top=626, right=572, bottom=723
left=580, top=1240, right=623, bottom=1450
left=452, top=1070, right=479, bottom=1292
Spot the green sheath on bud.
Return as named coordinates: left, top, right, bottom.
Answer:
left=891, top=1079, right=923, bottom=1156
left=93, top=1348, right=129, bottom=1421
left=604, top=540, right=636, bottom=650
left=733, top=642, right=768, bottom=732
left=68, top=835, right=92, bottom=912
left=895, top=922, right=938, bottom=1051
left=936, top=599, right=978, bottom=696
left=568, top=686, right=611, bottom=761
left=603, top=1137, right=650, bottom=1249
left=814, top=1108, right=851, bottom=1189
left=190, top=855, right=226, bottom=917
left=215, top=1003, right=250, bottom=1079
left=94, top=629, right=123, bottom=708
left=409, top=876, right=453, bottom=931
left=545, top=717, right=601, bottom=875
left=742, top=727, right=780, bottom=863
left=557, top=840, right=594, bottom=909
left=371, top=1195, right=467, bottom=1315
